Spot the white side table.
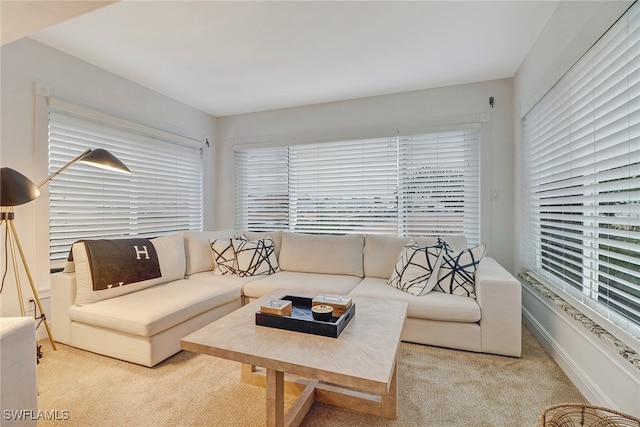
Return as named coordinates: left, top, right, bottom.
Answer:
left=0, top=317, right=37, bottom=427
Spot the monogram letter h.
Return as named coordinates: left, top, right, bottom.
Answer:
left=134, top=245, right=150, bottom=260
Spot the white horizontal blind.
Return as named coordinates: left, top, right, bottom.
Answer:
left=399, top=130, right=480, bottom=243
left=522, top=2, right=640, bottom=338
left=235, top=129, right=480, bottom=241
left=48, top=106, right=203, bottom=262
left=234, top=147, right=289, bottom=232
left=288, top=137, right=398, bottom=234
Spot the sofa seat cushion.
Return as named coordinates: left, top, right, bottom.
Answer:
left=187, top=271, right=264, bottom=291
left=69, top=279, right=240, bottom=337
left=242, top=271, right=362, bottom=299
left=348, top=278, right=481, bottom=323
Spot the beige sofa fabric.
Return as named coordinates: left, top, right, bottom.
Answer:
left=69, top=300, right=241, bottom=367
left=475, top=257, right=522, bottom=357
left=70, top=279, right=240, bottom=337
left=242, top=271, right=362, bottom=299
left=363, top=234, right=468, bottom=279
left=245, top=230, right=283, bottom=258
left=0, top=317, right=37, bottom=427
left=278, top=232, right=365, bottom=277
left=401, top=317, right=482, bottom=353
left=349, top=278, right=480, bottom=322
left=183, top=229, right=237, bottom=275
left=187, top=271, right=259, bottom=291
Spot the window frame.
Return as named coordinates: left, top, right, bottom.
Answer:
left=521, top=1, right=640, bottom=346
left=234, top=127, right=482, bottom=243
left=45, top=98, right=204, bottom=265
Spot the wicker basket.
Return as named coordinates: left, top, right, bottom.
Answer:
left=537, top=404, right=640, bottom=427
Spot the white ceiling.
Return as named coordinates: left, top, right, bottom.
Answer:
left=29, top=1, right=559, bottom=117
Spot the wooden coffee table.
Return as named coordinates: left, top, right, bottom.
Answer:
left=181, top=290, right=408, bottom=427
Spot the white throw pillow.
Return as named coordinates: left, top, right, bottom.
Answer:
left=387, top=239, right=443, bottom=296
left=210, top=238, right=243, bottom=275
left=434, top=240, right=486, bottom=298
left=231, top=236, right=280, bottom=277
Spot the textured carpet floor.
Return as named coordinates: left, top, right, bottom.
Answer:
left=36, top=325, right=586, bottom=426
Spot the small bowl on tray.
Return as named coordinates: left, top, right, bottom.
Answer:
left=311, top=304, right=334, bottom=321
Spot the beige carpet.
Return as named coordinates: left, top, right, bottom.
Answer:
left=36, top=325, right=586, bottom=426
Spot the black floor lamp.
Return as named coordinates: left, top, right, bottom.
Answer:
left=0, top=149, right=130, bottom=351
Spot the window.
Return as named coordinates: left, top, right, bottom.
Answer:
left=288, top=137, right=398, bottom=234
left=399, top=131, right=481, bottom=243
left=235, top=128, right=480, bottom=242
left=47, top=101, right=203, bottom=262
left=522, top=2, right=640, bottom=339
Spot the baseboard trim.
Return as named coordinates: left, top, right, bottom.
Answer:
left=522, top=301, right=611, bottom=407
left=522, top=280, right=640, bottom=415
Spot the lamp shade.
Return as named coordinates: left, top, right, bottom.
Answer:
left=0, top=167, right=40, bottom=207
left=79, top=149, right=131, bottom=174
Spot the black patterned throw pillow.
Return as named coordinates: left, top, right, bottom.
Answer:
left=209, top=238, right=243, bottom=275
left=434, top=239, right=486, bottom=298
left=387, top=239, right=443, bottom=296
left=231, top=236, right=280, bottom=277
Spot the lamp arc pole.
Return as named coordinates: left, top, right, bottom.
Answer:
left=1, top=148, right=130, bottom=354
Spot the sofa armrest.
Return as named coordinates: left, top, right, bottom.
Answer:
left=475, top=257, right=522, bottom=357
left=0, top=317, right=37, bottom=426
left=51, top=272, right=77, bottom=345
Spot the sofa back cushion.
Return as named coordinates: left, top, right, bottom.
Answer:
left=183, top=230, right=238, bottom=275
left=74, top=233, right=186, bottom=306
left=364, top=234, right=468, bottom=279
left=278, top=232, right=364, bottom=277
left=244, top=231, right=282, bottom=259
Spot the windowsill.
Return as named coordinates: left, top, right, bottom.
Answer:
left=50, top=259, right=66, bottom=274
left=518, top=272, right=640, bottom=372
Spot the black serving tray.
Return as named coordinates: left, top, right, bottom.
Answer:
left=255, top=295, right=355, bottom=338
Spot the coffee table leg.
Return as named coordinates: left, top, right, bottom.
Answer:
left=241, top=363, right=256, bottom=383
left=266, top=368, right=285, bottom=427
left=380, top=360, right=398, bottom=419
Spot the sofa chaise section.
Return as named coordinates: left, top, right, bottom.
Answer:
left=348, top=234, right=522, bottom=357
left=51, top=234, right=242, bottom=366
left=348, top=257, right=521, bottom=357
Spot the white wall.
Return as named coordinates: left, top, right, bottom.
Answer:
left=514, top=0, right=639, bottom=417
left=217, top=79, right=515, bottom=271
left=0, top=38, right=218, bottom=323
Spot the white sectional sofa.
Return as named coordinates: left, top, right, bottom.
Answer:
left=51, top=229, right=521, bottom=367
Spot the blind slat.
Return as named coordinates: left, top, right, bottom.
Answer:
left=48, top=105, right=203, bottom=262
left=522, top=2, right=640, bottom=340
left=235, top=130, right=480, bottom=243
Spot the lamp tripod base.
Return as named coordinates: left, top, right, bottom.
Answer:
left=1, top=210, right=56, bottom=352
